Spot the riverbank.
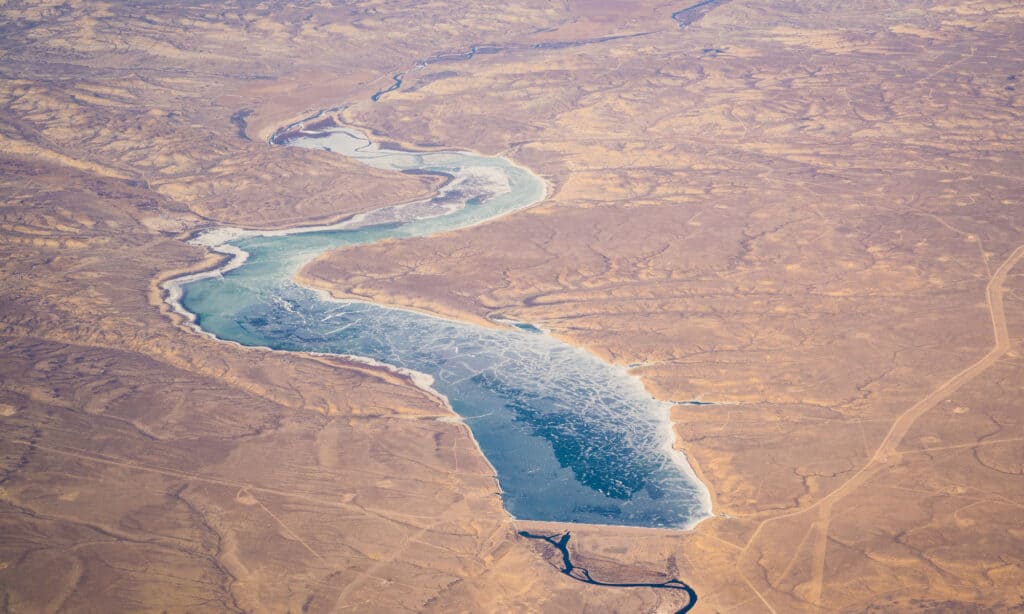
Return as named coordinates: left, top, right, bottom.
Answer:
left=165, top=119, right=713, bottom=529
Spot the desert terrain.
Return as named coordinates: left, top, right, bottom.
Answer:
left=1, top=0, right=1023, bottom=612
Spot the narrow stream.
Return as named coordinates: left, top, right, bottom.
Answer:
left=163, top=113, right=711, bottom=529
left=519, top=531, right=697, bottom=613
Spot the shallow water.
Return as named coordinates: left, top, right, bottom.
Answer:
left=168, top=125, right=710, bottom=528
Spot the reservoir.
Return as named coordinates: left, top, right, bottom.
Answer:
left=165, top=117, right=711, bottom=528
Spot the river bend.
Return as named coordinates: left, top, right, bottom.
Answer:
left=164, top=115, right=711, bottom=528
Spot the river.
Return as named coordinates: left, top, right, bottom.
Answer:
left=163, top=113, right=711, bottom=529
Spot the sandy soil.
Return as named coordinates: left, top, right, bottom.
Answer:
left=1, top=0, right=1022, bottom=612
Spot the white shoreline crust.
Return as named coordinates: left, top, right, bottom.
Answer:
left=160, top=120, right=714, bottom=530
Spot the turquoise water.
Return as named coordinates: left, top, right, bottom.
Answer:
left=168, top=125, right=710, bottom=528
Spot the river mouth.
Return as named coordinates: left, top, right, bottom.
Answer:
left=163, top=112, right=712, bottom=529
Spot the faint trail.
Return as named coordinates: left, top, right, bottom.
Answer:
left=740, top=576, right=776, bottom=614
left=904, top=436, right=1024, bottom=455
left=12, top=440, right=324, bottom=561
left=518, top=531, right=698, bottom=613
left=332, top=508, right=452, bottom=608
left=806, top=508, right=831, bottom=608
left=915, top=46, right=976, bottom=85
left=773, top=522, right=819, bottom=587
left=976, top=236, right=993, bottom=278
left=738, top=243, right=1024, bottom=611
left=17, top=439, right=452, bottom=526
left=252, top=495, right=324, bottom=561
left=12, top=440, right=366, bottom=512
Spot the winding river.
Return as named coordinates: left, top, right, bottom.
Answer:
left=164, top=113, right=711, bottom=529
left=519, top=531, right=697, bottom=613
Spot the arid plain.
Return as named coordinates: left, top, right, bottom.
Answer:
left=2, top=0, right=1023, bottom=612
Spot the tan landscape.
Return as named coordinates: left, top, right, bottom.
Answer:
left=1, top=0, right=1023, bottom=612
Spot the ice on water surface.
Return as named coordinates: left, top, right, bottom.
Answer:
left=172, top=126, right=711, bottom=528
